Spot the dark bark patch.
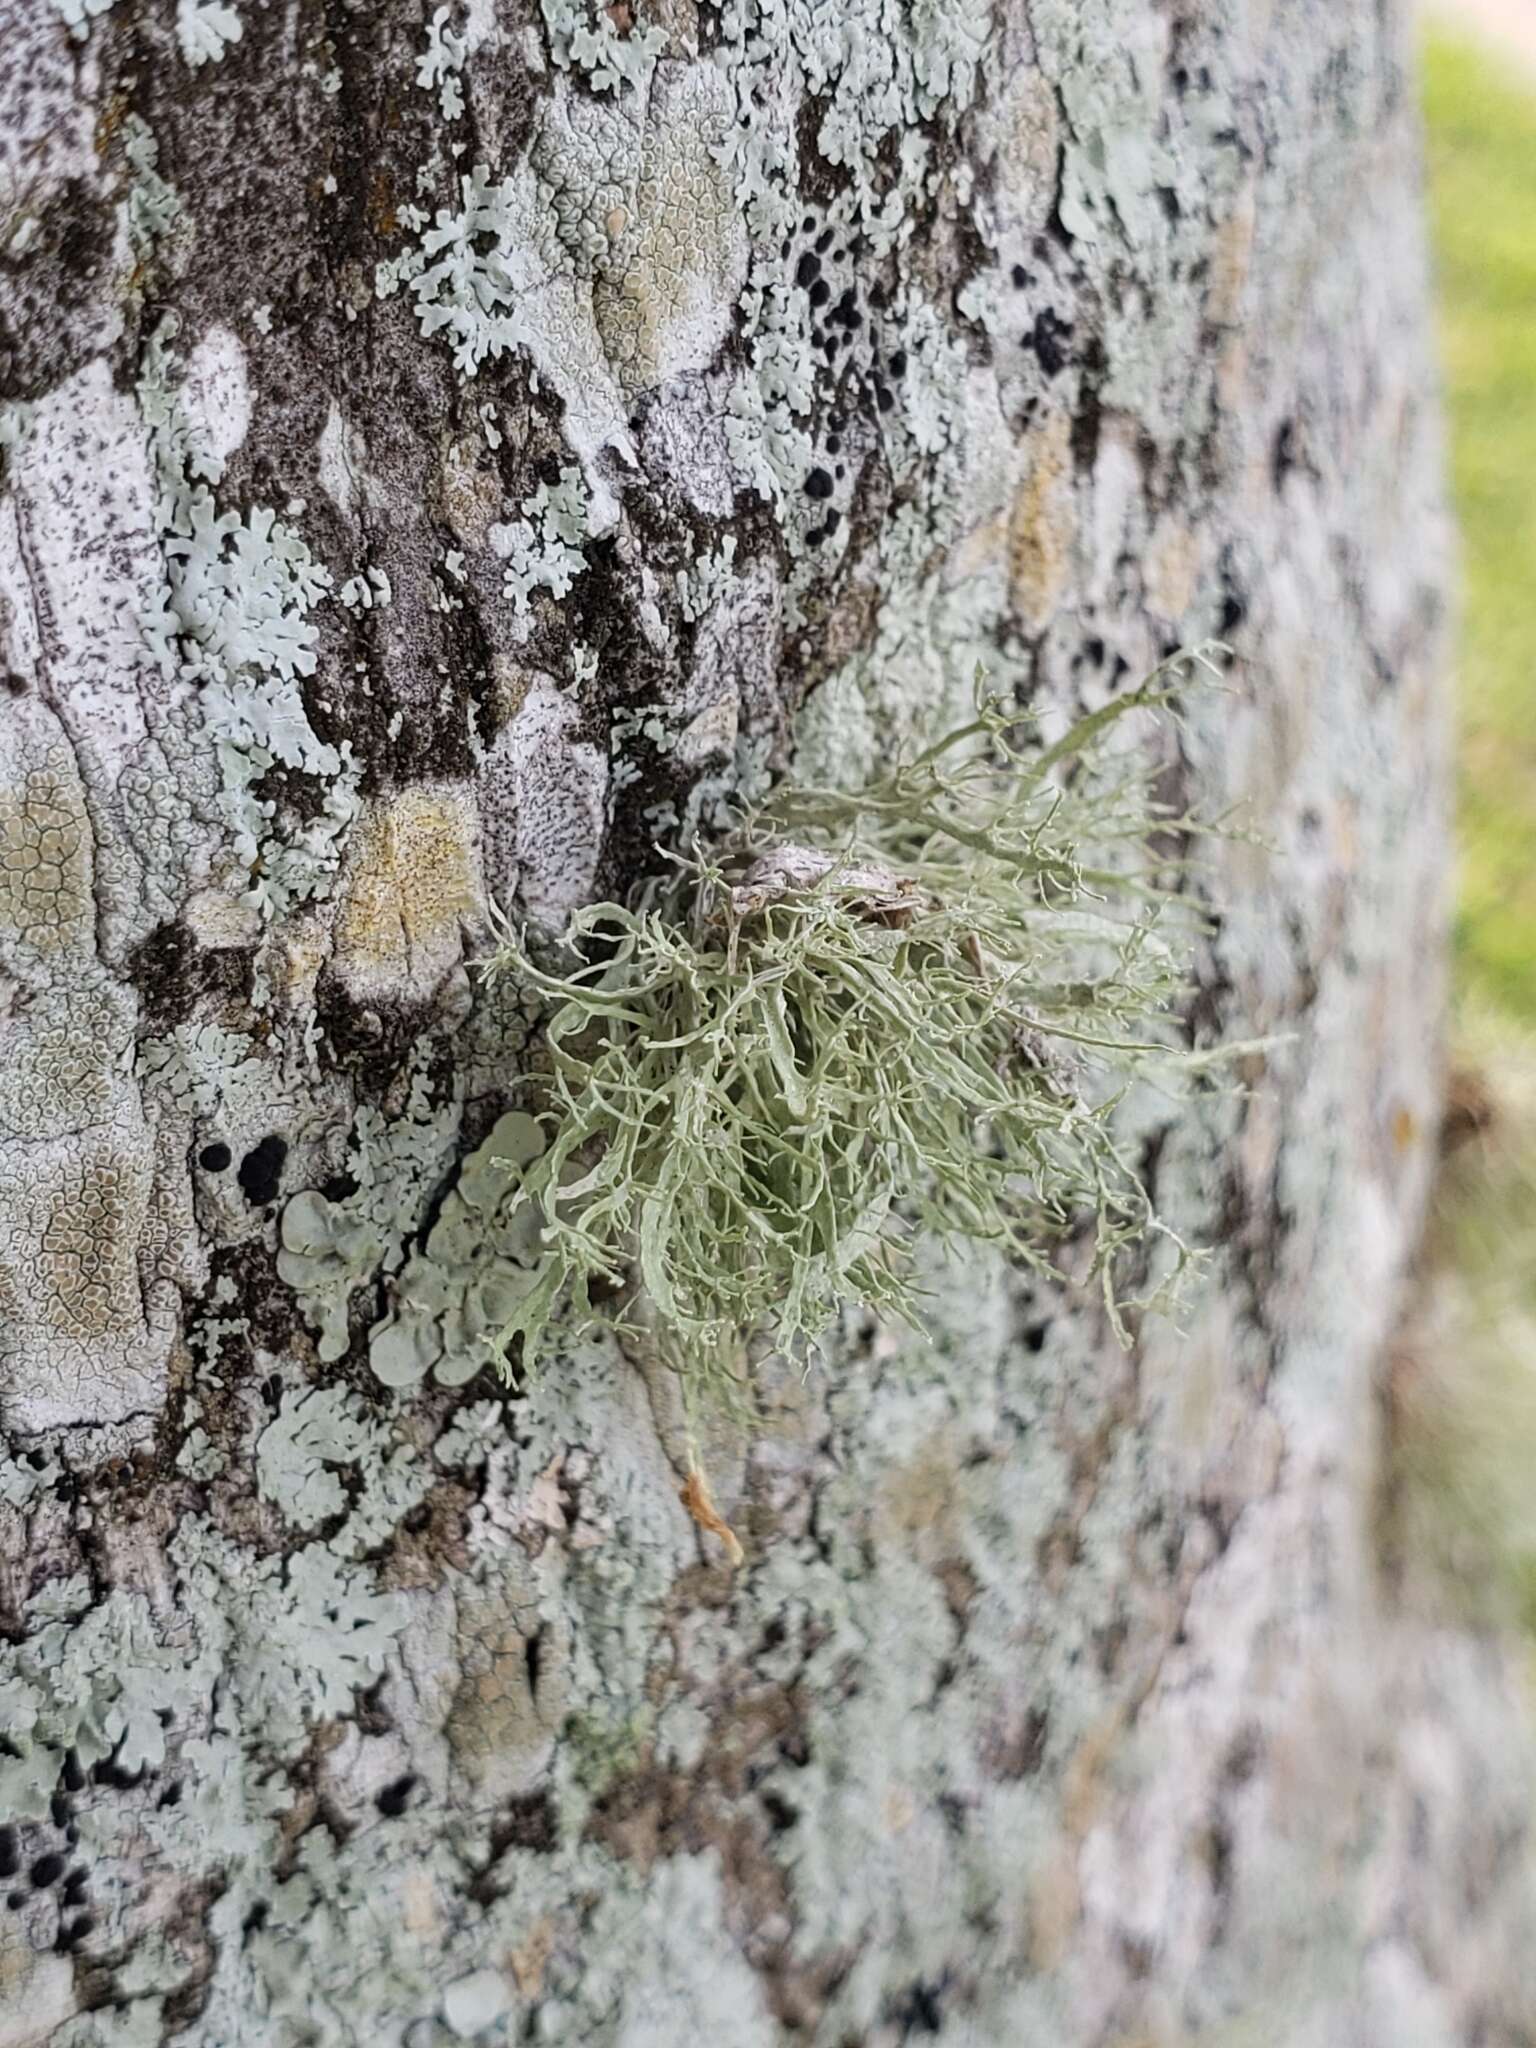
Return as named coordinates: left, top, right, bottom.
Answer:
left=466, top=1790, right=561, bottom=1901
left=983, top=1704, right=1049, bottom=1783
left=127, top=920, right=253, bottom=1033
left=0, top=178, right=116, bottom=403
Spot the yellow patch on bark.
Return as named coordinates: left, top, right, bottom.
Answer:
left=1007, top=410, right=1075, bottom=632
left=332, top=783, right=483, bottom=1006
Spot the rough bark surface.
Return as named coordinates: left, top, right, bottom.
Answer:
left=1, top=1, right=1531, bottom=2042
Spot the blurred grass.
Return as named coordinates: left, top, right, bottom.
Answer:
left=1422, top=25, right=1536, bottom=1019
left=1391, top=25, right=1536, bottom=1628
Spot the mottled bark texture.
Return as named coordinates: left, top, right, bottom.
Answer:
left=0, top=1, right=1531, bottom=2042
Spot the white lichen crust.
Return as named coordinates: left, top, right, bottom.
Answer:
left=0, top=0, right=1532, bottom=2043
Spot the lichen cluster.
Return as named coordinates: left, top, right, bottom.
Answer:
left=482, top=648, right=1226, bottom=1399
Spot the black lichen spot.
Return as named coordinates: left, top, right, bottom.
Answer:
left=30, top=1852, right=65, bottom=1889
left=761, top=1790, right=799, bottom=1834
left=3, top=673, right=26, bottom=696
left=1271, top=417, right=1298, bottom=492
left=1011, top=264, right=1030, bottom=289
left=831, top=287, right=860, bottom=330
left=886, top=348, right=907, bottom=379
left=375, top=1774, right=417, bottom=1818
left=61, top=1869, right=89, bottom=1907
left=804, top=467, right=834, bottom=501
left=1070, top=336, right=1108, bottom=471
left=0, top=1830, right=16, bottom=1880
left=795, top=251, right=820, bottom=289
left=891, top=1978, right=947, bottom=2035
left=874, top=382, right=894, bottom=414
left=199, top=1142, right=233, bottom=1173
left=238, top=1135, right=288, bottom=1207
left=55, top=1914, right=94, bottom=1954
left=60, top=1751, right=84, bottom=1795
left=1024, top=1321, right=1050, bottom=1355
left=49, top=1792, right=71, bottom=1828
left=1026, top=308, right=1074, bottom=379
left=91, top=1754, right=144, bottom=1792
left=808, top=276, right=830, bottom=309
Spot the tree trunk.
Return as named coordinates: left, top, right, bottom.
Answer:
left=2, top=1, right=1531, bottom=2042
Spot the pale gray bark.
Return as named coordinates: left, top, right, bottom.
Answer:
left=0, top=1, right=1531, bottom=2043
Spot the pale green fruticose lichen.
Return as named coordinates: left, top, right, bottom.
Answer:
left=482, top=653, right=1227, bottom=1403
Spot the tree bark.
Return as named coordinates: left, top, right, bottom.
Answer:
left=1, top=1, right=1532, bottom=2042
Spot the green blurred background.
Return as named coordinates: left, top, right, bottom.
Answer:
left=1424, top=20, right=1536, bottom=1019
left=1399, top=16, right=1536, bottom=1625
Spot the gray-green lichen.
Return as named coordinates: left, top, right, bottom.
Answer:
left=278, top=1054, right=463, bottom=1364
left=175, top=0, right=242, bottom=68
left=368, top=1109, right=547, bottom=1390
